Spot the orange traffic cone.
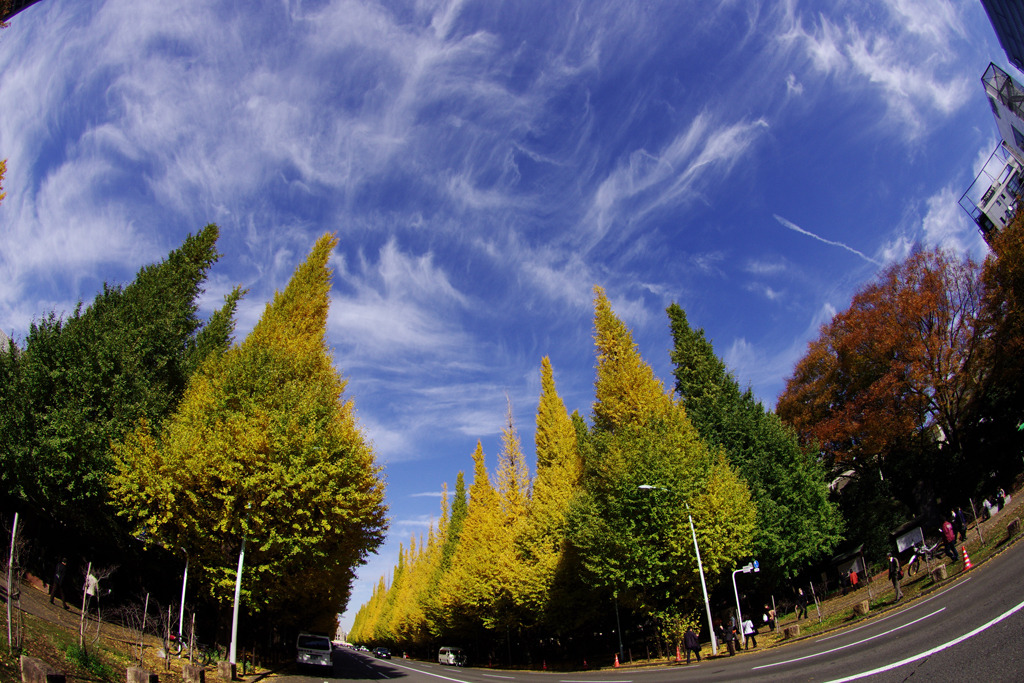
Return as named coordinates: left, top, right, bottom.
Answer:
left=676, top=644, right=681, bottom=662
left=614, top=653, right=620, bottom=668
left=962, top=545, right=972, bottom=569
left=542, top=661, right=547, bottom=671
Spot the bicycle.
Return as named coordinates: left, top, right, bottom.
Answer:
left=906, top=541, right=938, bottom=576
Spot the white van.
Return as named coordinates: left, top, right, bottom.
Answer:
left=438, top=646, right=465, bottom=666
left=296, top=633, right=332, bottom=670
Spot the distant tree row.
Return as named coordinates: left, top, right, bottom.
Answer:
left=349, top=288, right=841, bottom=663
left=0, top=228, right=387, bottom=639
left=779, top=218, right=1024, bottom=558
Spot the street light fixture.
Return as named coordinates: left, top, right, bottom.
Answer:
left=731, top=561, right=759, bottom=645
left=638, top=485, right=717, bottom=656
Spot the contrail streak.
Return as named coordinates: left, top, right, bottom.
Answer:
left=774, top=214, right=881, bottom=266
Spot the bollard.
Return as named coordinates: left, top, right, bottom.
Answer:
left=127, top=666, right=159, bottom=683
left=182, top=664, right=206, bottom=683
left=216, top=662, right=235, bottom=681
left=1007, top=517, right=1020, bottom=538
left=20, top=656, right=65, bottom=683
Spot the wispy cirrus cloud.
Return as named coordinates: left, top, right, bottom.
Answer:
left=582, top=113, right=769, bottom=248
left=775, top=0, right=972, bottom=139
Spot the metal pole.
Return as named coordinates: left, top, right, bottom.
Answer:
left=178, top=556, right=189, bottom=638
left=229, top=534, right=246, bottom=669
left=732, top=569, right=744, bottom=648
left=689, top=511, right=717, bottom=656
left=614, top=593, right=624, bottom=662
left=7, top=512, right=18, bottom=650
left=970, top=498, right=984, bottom=543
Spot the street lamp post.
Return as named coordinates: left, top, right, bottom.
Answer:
left=638, top=485, right=717, bottom=656
left=686, top=503, right=717, bottom=656
left=178, top=553, right=189, bottom=640
left=229, top=507, right=253, bottom=678
left=731, top=561, right=759, bottom=646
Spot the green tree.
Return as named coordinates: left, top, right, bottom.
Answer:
left=972, top=214, right=1024, bottom=491
left=667, top=303, right=842, bottom=581
left=110, top=233, right=387, bottom=630
left=570, top=287, right=755, bottom=636
left=0, top=225, right=238, bottom=536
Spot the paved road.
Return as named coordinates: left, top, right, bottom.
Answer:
left=278, top=539, right=1024, bottom=682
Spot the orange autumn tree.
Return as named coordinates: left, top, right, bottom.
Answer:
left=778, top=247, right=986, bottom=499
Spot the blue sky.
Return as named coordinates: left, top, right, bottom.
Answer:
left=0, top=0, right=1006, bottom=632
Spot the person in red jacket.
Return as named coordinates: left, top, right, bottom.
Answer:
left=940, top=518, right=958, bottom=563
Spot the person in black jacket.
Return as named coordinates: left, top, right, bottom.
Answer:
left=683, top=627, right=701, bottom=663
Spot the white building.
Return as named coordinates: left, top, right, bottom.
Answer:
left=959, top=142, right=1023, bottom=240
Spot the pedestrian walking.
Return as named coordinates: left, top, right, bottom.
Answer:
left=795, top=587, right=808, bottom=620
left=940, top=518, right=958, bottom=563
left=742, top=617, right=757, bottom=649
left=718, top=620, right=737, bottom=656
left=48, top=557, right=69, bottom=609
left=888, top=553, right=903, bottom=600
left=683, top=627, right=701, bottom=664
left=762, top=604, right=775, bottom=631
left=952, top=507, right=968, bottom=542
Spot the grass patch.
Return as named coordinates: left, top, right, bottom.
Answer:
left=63, top=643, right=116, bottom=681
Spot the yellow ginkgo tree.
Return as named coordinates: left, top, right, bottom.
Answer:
left=110, top=233, right=387, bottom=631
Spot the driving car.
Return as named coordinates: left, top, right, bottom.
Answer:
left=373, top=647, right=392, bottom=659
left=296, top=633, right=332, bottom=670
left=438, top=646, right=465, bottom=666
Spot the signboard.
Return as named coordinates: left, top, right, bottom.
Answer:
left=895, top=526, right=925, bottom=553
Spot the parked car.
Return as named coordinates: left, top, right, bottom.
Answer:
left=373, top=647, right=392, bottom=659
left=296, top=633, right=333, bottom=670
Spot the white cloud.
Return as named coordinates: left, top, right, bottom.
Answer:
left=328, top=238, right=470, bottom=358
left=780, top=2, right=972, bottom=140
left=921, top=184, right=989, bottom=258
left=786, top=73, right=804, bottom=96
left=582, top=114, right=769, bottom=248
left=882, top=0, right=965, bottom=49
left=745, top=258, right=789, bottom=276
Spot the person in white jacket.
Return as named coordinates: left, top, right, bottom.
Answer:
left=742, top=617, right=757, bottom=649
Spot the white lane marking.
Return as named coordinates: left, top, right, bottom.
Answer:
left=752, top=608, right=945, bottom=669
left=823, top=595, right=1024, bottom=682
left=482, top=675, right=514, bottom=679
left=371, top=659, right=474, bottom=683
left=356, top=656, right=391, bottom=679
left=815, top=577, right=972, bottom=642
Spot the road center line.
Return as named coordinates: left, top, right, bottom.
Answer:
left=752, top=607, right=945, bottom=669
left=815, top=577, right=972, bottom=642
left=822, top=595, right=1024, bottom=682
